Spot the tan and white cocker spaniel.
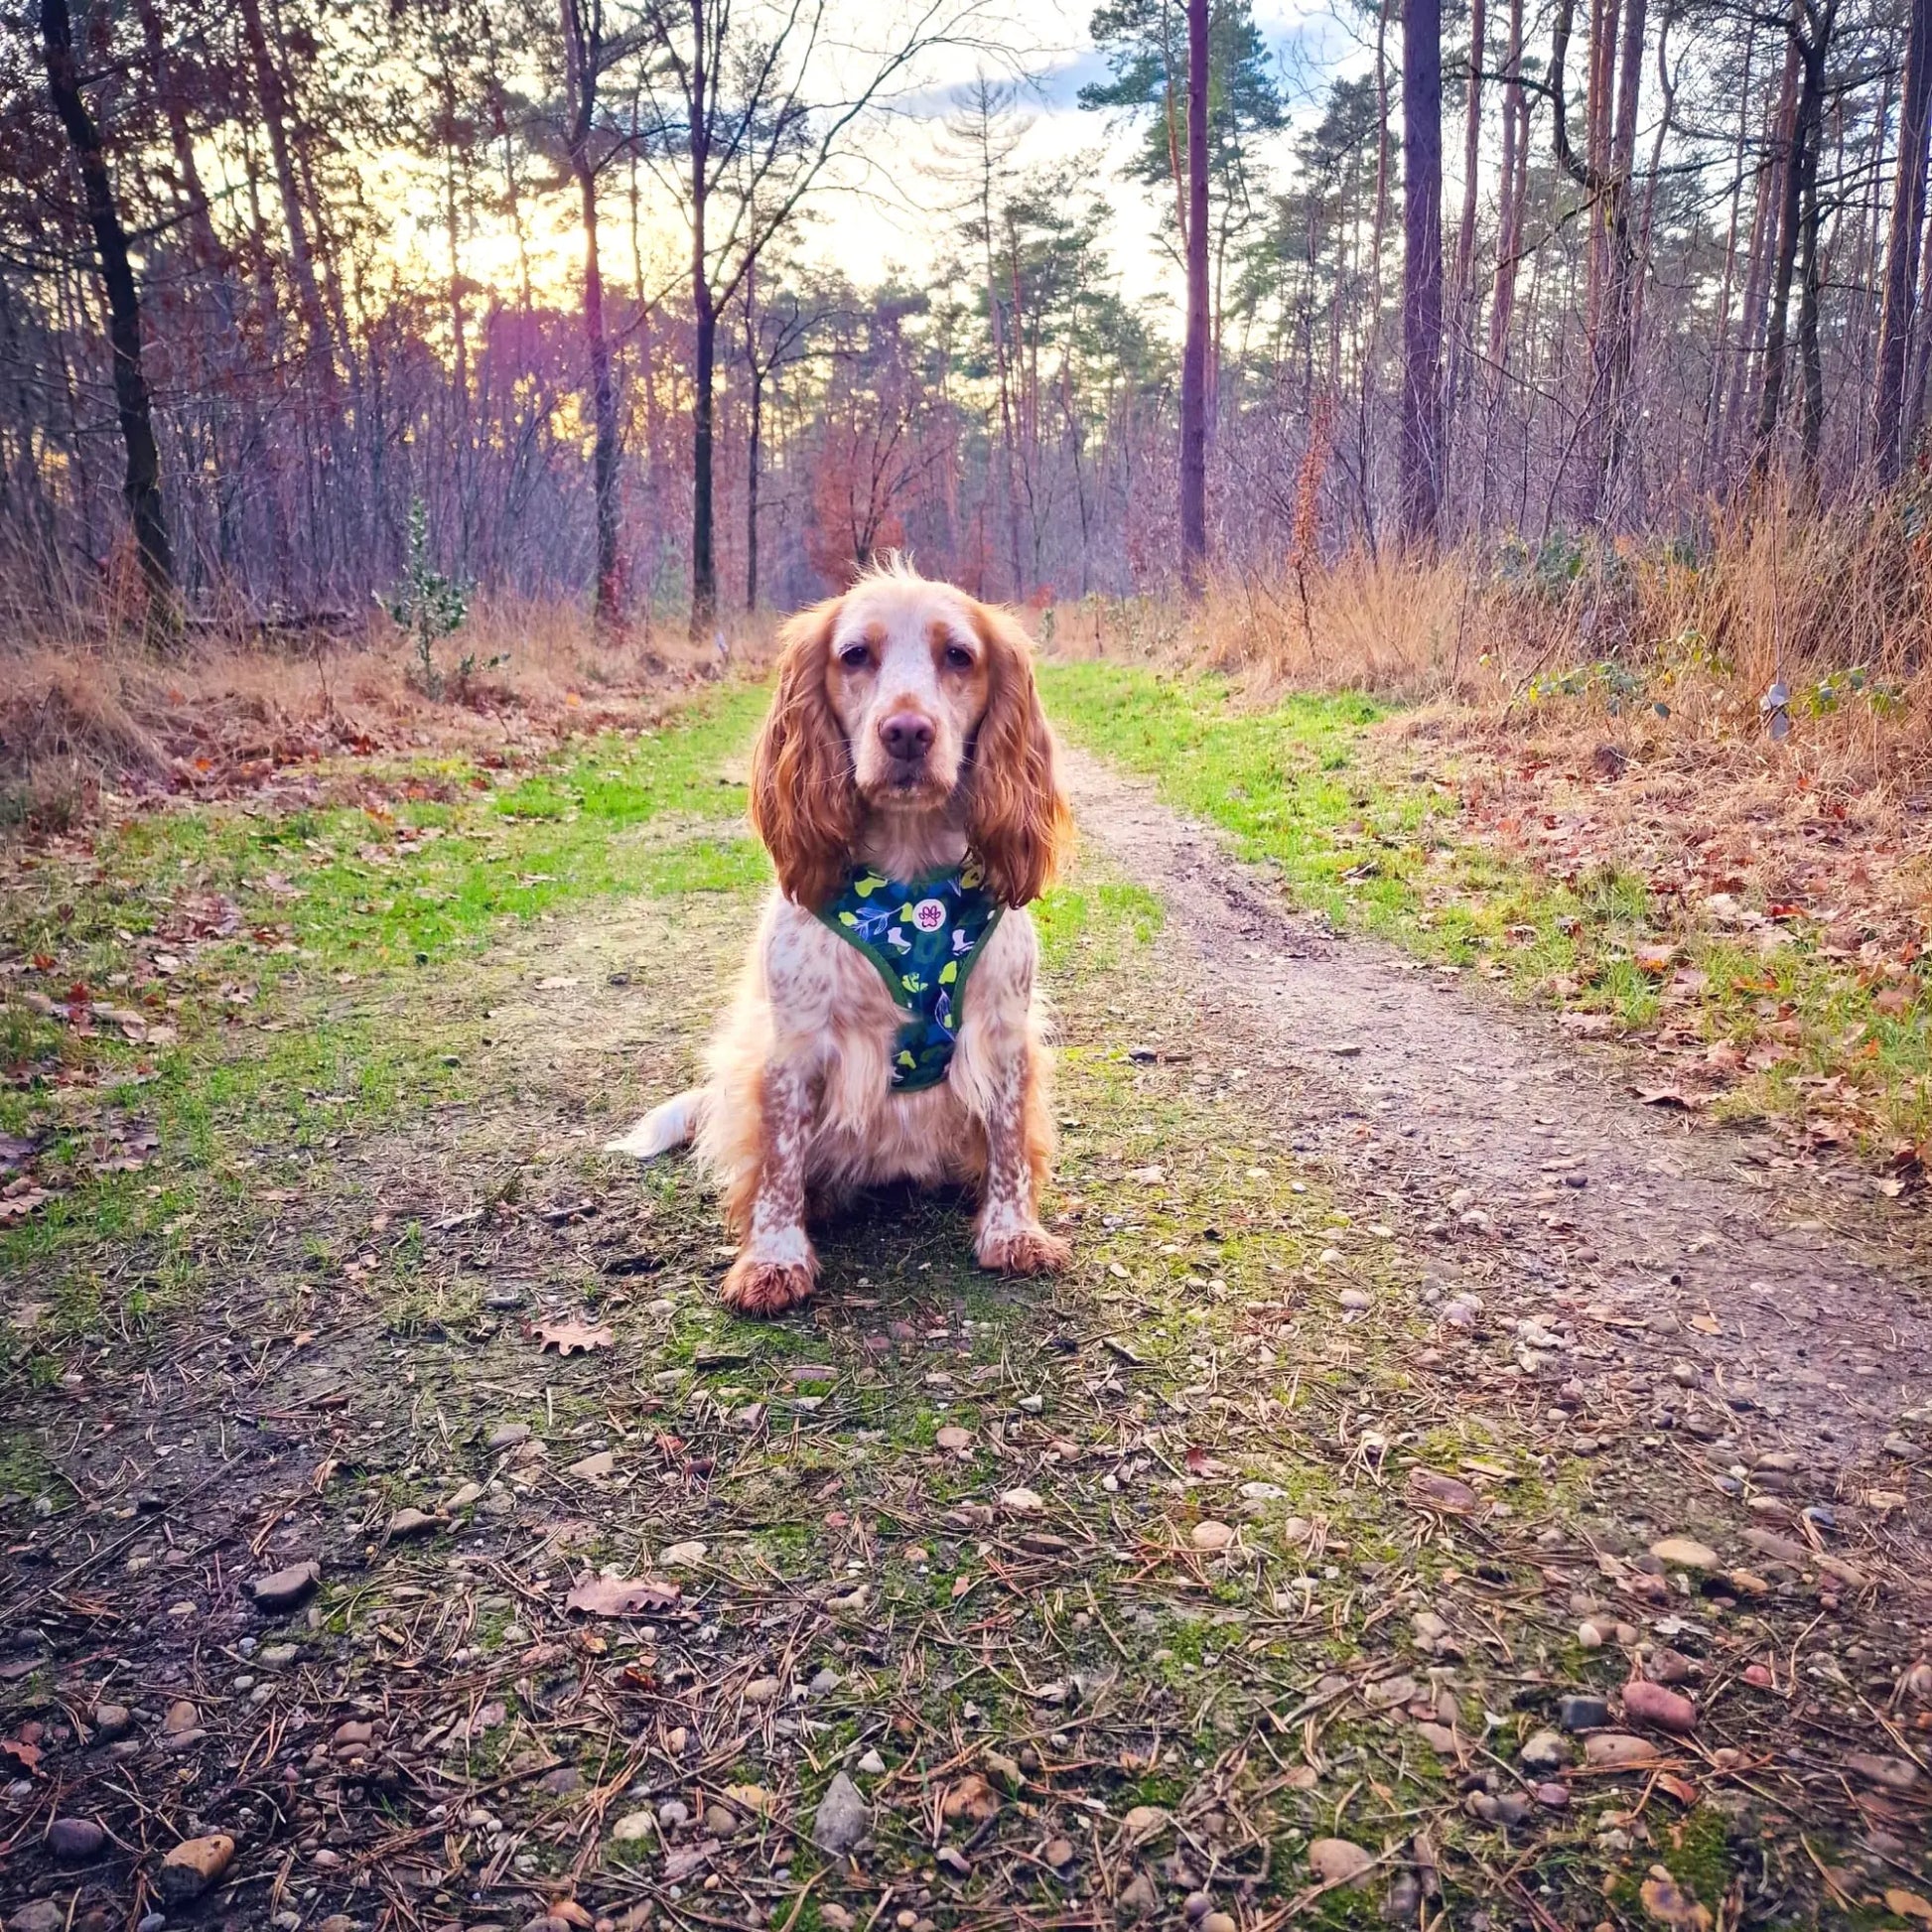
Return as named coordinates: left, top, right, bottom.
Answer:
left=608, top=560, right=1075, bottom=1318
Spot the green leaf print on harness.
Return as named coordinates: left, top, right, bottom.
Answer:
left=818, top=861, right=1004, bottom=1091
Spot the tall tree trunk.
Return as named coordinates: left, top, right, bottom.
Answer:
left=1907, top=116, right=1932, bottom=452
left=744, top=262, right=760, bottom=612
left=1362, top=0, right=1392, bottom=546
left=689, top=1, right=717, bottom=632
left=439, top=64, right=472, bottom=564
left=1481, top=0, right=1527, bottom=518
left=40, top=0, right=175, bottom=621
left=1589, top=0, right=1648, bottom=522
left=747, top=365, right=762, bottom=612
left=1702, top=22, right=1757, bottom=491
left=1178, top=0, right=1209, bottom=592
left=1583, top=0, right=1619, bottom=371
left=1445, top=0, right=1485, bottom=470
left=562, top=0, right=621, bottom=623
left=1401, top=0, right=1445, bottom=547
left=1722, top=45, right=1794, bottom=483
left=1875, top=0, right=1932, bottom=483
left=1796, top=41, right=1832, bottom=484
left=1754, top=0, right=1832, bottom=476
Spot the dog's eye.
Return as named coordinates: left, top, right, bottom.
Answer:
left=942, top=643, right=974, bottom=670
left=838, top=643, right=872, bottom=670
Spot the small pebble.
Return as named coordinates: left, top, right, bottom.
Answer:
left=48, top=1816, right=106, bottom=1861
left=1559, top=1695, right=1611, bottom=1731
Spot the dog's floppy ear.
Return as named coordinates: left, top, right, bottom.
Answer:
left=965, top=601, right=1074, bottom=907
left=752, top=597, right=858, bottom=909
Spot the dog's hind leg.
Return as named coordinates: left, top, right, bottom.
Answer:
left=605, top=1089, right=702, bottom=1160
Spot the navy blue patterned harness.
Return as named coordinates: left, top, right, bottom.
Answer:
left=817, top=860, right=1003, bottom=1091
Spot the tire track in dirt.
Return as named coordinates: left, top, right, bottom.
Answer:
left=1065, top=745, right=1932, bottom=1487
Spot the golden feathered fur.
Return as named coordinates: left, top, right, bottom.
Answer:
left=608, top=561, right=1074, bottom=1317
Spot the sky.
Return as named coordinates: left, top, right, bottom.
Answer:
left=382, top=0, right=1352, bottom=332
left=801, top=0, right=1350, bottom=309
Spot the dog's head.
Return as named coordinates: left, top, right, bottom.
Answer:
left=751, top=562, right=1072, bottom=911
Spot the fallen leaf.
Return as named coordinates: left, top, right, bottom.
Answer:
left=1308, top=1837, right=1375, bottom=1889
left=1639, top=1874, right=1713, bottom=1931
left=1884, top=1888, right=1932, bottom=1924
left=1406, top=1468, right=1477, bottom=1514
left=565, top=1576, right=679, bottom=1616
left=941, top=1774, right=1001, bottom=1825
left=534, top=1318, right=615, bottom=1356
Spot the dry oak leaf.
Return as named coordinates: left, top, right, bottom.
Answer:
left=1884, top=1889, right=1932, bottom=1924
left=534, top=1317, right=615, bottom=1356
left=565, top=1575, right=680, bottom=1617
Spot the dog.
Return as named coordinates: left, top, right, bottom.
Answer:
left=607, top=559, right=1075, bottom=1317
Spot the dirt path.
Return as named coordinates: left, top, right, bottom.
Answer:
left=1065, top=746, right=1932, bottom=1484
left=3, top=743, right=1930, bottom=1932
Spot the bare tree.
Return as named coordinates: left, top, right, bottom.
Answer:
left=38, top=0, right=174, bottom=620
left=740, top=260, right=819, bottom=609
left=624, top=0, right=1007, bottom=634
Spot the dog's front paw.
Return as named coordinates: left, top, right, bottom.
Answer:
left=720, top=1253, right=818, bottom=1318
left=976, top=1221, right=1071, bottom=1276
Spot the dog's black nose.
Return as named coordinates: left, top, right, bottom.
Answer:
left=879, top=712, right=935, bottom=762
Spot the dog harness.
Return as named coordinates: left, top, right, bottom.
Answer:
left=818, top=860, right=1003, bottom=1092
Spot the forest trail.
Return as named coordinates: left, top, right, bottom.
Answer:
left=2, top=720, right=1929, bottom=1932
left=1063, top=746, right=1932, bottom=1481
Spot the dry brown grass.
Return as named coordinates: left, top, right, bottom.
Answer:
left=1056, top=491, right=1932, bottom=807
left=0, top=598, right=781, bottom=829
left=1040, top=497, right=1932, bottom=986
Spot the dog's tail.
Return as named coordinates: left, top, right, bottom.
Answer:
left=605, top=1089, right=702, bottom=1161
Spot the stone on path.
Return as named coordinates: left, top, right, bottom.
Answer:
left=158, top=1833, right=234, bottom=1901
left=812, top=1770, right=871, bottom=1855
left=251, top=1561, right=320, bottom=1611
left=47, top=1817, right=105, bottom=1861
left=1649, top=1536, right=1719, bottom=1572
